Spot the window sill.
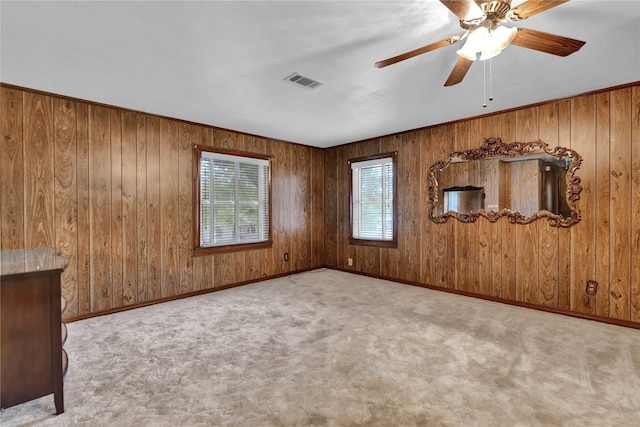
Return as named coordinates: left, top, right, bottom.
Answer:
left=348, top=238, right=397, bottom=248
left=194, top=240, right=273, bottom=256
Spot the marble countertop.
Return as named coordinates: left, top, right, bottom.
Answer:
left=0, top=247, right=68, bottom=276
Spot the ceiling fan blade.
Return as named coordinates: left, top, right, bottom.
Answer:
left=444, top=57, right=473, bottom=86
left=440, top=0, right=485, bottom=21
left=375, top=38, right=456, bottom=68
left=508, top=0, right=569, bottom=20
left=511, top=28, right=585, bottom=56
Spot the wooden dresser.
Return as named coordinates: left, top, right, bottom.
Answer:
left=0, top=247, right=68, bottom=414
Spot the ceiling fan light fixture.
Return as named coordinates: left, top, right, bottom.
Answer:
left=456, top=26, right=489, bottom=61
left=488, top=25, right=518, bottom=56
left=456, top=25, right=517, bottom=61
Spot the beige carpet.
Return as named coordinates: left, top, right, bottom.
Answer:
left=2, top=269, right=639, bottom=427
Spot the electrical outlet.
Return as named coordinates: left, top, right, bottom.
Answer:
left=284, top=253, right=289, bottom=262
left=586, top=280, right=598, bottom=295
left=348, top=258, right=353, bottom=267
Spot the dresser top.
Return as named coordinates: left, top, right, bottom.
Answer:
left=0, top=247, right=67, bottom=276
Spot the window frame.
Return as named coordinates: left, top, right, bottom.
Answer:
left=349, top=152, right=398, bottom=248
left=194, top=145, right=273, bottom=256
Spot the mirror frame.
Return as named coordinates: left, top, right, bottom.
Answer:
left=427, top=137, right=583, bottom=227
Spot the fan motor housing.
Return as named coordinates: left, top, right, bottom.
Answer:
left=460, top=0, right=512, bottom=29
left=479, top=0, right=512, bottom=19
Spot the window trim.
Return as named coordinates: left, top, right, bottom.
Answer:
left=349, top=152, right=398, bottom=248
left=193, top=145, right=273, bottom=256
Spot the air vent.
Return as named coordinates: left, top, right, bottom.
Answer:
left=284, top=72, right=324, bottom=90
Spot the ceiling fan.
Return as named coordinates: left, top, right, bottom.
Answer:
left=375, top=0, right=586, bottom=86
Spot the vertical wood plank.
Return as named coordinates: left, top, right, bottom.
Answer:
left=631, top=86, right=640, bottom=322
left=401, top=132, right=420, bottom=282
left=23, top=92, right=55, bottom=248
left=477, top=116, right=498, bottom=296
left=420, top=129, right=434, bottom=285
left=453, top=121, right=470, bottom=291
left=609, top=88, right=632, bottom=320
left=76, top=102, right=91, bottom=316
left=444, top=125, right=457, bottom=289
left=311, top=147, right=325, bottom=267
left=270, top=140, right=288, bottom=275
left=160, top=119, right=179, bottom=298
left=537, top=102, right=560, bottom=307
left=243, top=134, right=267, bottom=154
left=178, top=123, right=194, bottom=293
left=557, top=100, right=573, bottom=311
left=146, top=116, right=161, bottom=300
left=428, top=127, right=449, bottom=287
left=500, top=111, right=517, bottom=299
left=323, top=148, right=338, bottom=267
left=490, top=218, right=502, bottom=298
left=515, top=107, right=539, bottom=304
left=467, top=119, right=480, bottom=294
left=270, top=140, right=284, bottom=275
left=121, top=112, right=138, bottom=305
left=110, top=111, right=124, bottom=309
left=53, top=98, right=79, bottom=318
left=136, top=114, right=148, bottom=302
left=212, top=128, right=240, bottom=150
left=267, top=139, right=281, bottom=277
left=594, top=93, right=611, bottom=316
left=218, top=253, right=235, bottom=286
left=244, top=249, right=260, bottom=282
left=0, top=88, right=25, bottom=250
left=232, top=252, right=245, bottom=285
left=336, top=143, right=351, bottom=270
left=292, top=144, right=311, bottom=271
left=88, top=105, right=112, bottom=312
left=570, top=95, right=597, bottom=315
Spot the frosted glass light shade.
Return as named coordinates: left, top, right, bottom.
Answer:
left=457, top=26, right=518, bottom=61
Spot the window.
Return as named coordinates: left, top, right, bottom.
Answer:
left=195, top=146, right=272, bottom=255
left=350, top=153, right=397, bottom=247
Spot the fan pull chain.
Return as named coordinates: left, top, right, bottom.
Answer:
left=483, top=60, right=487, bottom=108
left=489, top=57, right=494, bottom=102
left=482, top=58, right=495, bottom=108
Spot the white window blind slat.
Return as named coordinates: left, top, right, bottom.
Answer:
left=200, top=158, right=212, bottom=246
left=351, top=157, right=394, bottom=241
left=200, top=151, right=269, bottom=248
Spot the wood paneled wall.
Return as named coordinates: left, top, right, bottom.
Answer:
left=0, top=86, right=325, bottom=320
left=324, top=84, right=640, bottom=324
left=3, top=83, right=638, bottom=325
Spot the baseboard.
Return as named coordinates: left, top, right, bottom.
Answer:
left=64, top=266, right=322, bottom=323
left=326, top=266, right=640, bottom=331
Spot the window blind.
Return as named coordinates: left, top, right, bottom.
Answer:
left=351, top=157, right=394, bottom=241
left=200, top=152, right=269, bottom=247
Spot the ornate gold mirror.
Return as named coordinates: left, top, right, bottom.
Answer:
left=428, top=137, right=582, bottom=227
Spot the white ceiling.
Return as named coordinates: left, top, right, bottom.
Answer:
left=1, top=1, right=639, bottom=148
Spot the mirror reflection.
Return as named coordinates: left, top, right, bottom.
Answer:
left=428, top=138, right=583, bottom=227
left=436, top=154, right=571, bottom=218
